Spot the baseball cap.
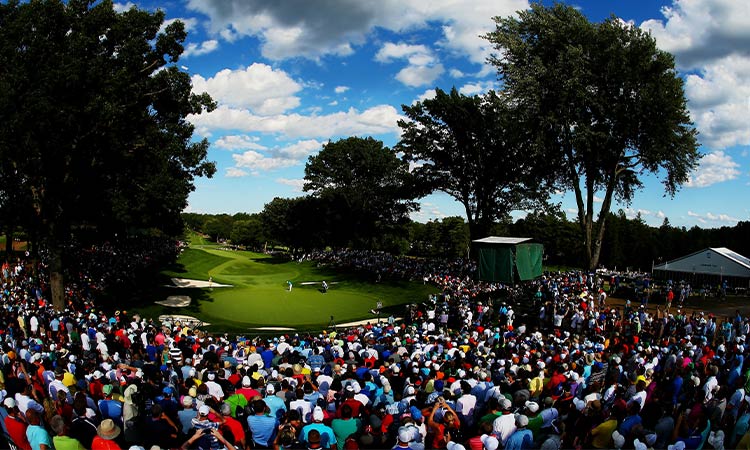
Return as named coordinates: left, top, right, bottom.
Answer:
left=313, top=406, right=324, bottom=422
left=3, top=398, right=16, bottom=409
left=199, top=405, right=210, bottom=416
left=266, top=384, right=276, bottom=394
left=398, top=427, right=412, bottom=443
left=481, top=434, right=499, bottom=450
left=242, top=376, right=252, bottom=387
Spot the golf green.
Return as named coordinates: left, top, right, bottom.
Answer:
left=135, top=245, right=437, bottom=331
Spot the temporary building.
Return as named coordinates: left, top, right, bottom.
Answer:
left=652, top=247, right=750, bottom=288
left=473, top=236, right=544, bottom=283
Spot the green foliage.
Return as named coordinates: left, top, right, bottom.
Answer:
left=484, top=3, right=699, bottom=268
left=304, top=137, right=417, bottom=249
left=398, top=88, right=549, bottom=240
left=230, top=217, right=265, bottom=248
left=0, top=0, right=215, bottom=309
left=409, top=216, right=470, bottom=258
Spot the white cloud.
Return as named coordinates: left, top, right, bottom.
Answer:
left=414, top=89, right=437, bottom=104
left=214, top=135, right=266, bottom=151
left=395, top=64, right=444, bottom=88
left=684, top=55, right=750, bottom=148
left=183, top=40, right=219, bottom=58
left=657, top=210, right=666, bottom=219
left=686, top=150, right=740, bottom=187
left=334, top=86, right=350, bottom=94
left=232, top=150, right=299, bottom=173
left=686, top=210, right=740, bottom=225
left=191, top=64, right=302, bottom=115
left=189, top=104, right=402, bottom=139
left=328, top=100, right=338, bottom=106
left=458, top=81, right=497, bottom=96
left=276, top=178, right=306, bottom=192
left=225, top=167, right=249, bottom=177
left=113, top=2, right=134, bottom=13
left=376, top=42, right=444, bottom=88
left=411, top=202, right=448, bottom=221
left=593, top=195, right=604, bottom=203
left=226, top=140, right=322, bottom=176
left=375, top=43, right=430, bottom=63
left=277, top=139, right=323, bottom=158
left=186, top=0, right=528, bottom=63
left=449, top=68, right=466, bottom=78
left=640, top=1, right=750, bottom=149
left=641, top=0, right=750, bottom=70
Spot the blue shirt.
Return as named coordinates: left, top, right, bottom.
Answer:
left=264, top=395, right=287, bottom=420
left=27, top=424, right=53, bottom=450
left=247, top=414, right=278, bottom=447
left=505, top=429, right=533, bottom=450
left=178, top=409, right=198, bottom=434
left=302, top=423, right=337, bottom=448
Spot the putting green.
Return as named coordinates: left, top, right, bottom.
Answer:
left=136, top=245, right=437, bottom=331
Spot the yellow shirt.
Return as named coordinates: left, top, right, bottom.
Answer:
left=590, top=419, right=618, bottom=448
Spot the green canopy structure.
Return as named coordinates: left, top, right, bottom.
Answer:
left=473, top=237, right=544, bottom=283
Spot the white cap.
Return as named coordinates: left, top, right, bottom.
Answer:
left=481, top=434, right=499, bottom=450
left=398, top=427, right=412, bottom=443
left=266, top=384, right=275, bottom=394
left=3, top=398, right=16, bottom=408
left=313, top=406, right=324, bottom=421
left=242, top=376, right=252, bottom=387
left=199, top=405, right=210, bottom=416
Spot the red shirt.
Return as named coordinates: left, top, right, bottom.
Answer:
left=91, top=436, right=123, bottom=450
left=5, top=415, right=32, bottom=450
left=221, top=416, right=246, bottom=445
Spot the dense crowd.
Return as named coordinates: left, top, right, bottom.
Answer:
left=1, top=248, right=749, bottom=450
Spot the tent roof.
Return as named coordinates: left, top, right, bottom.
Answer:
left=653, top=247, right=750, bottom=277
left=472, top=236, right=533, bottom=245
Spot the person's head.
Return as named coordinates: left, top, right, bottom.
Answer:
left=253, top=400, right=267, bottom=415
left=307, top=429, right=322, bottom=449
left=341, top=404, right=352, bottom=419
left=220, top=403, right=232, bottom=416
left=26, top=408, right=41, bottom=425
left=50, top=415, right=67, bottom=436
left=152, top=403, right=163, bottom=419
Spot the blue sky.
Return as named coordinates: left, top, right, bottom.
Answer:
left=123, top=0, right=750, bottom=229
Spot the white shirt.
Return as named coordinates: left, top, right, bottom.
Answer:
left=492, top=413, right=517, bottom=445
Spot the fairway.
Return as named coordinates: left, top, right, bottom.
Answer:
left=134, top=244, right=437, bottom=332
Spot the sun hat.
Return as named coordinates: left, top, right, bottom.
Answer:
left=97, top=419, right=121, bottom=440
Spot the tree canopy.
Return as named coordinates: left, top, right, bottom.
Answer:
left=484, top=3, right=700, bottom=269
left=0, top=0, right=215, bottom=309
left=304, top=137, right=417, bottom=249
left=397, top=88, right=549, bottom=241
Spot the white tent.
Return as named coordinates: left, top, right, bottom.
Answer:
left=653, top=247, right=750, bottom=279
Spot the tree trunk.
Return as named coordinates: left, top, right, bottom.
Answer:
left=49, top=244, right=65, bottom=311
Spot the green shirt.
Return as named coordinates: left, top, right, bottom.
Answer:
left=53, top=435, right=87, bottom=450
left=331, top=418, right=361, bottom=450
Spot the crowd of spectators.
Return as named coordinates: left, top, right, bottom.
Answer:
left=1, top=246, right=749, bottom=450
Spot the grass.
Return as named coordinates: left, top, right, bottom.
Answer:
left=132, top=243, right=437, bottom=332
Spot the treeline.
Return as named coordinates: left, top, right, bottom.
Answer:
left=183, top=210, right=750, bottom=271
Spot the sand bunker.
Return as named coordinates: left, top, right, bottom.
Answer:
left=169, top=277, right=232, bottom=288
left=158, top=314, right=211, bottom=327
left=155, top=295, right=191, bottom=308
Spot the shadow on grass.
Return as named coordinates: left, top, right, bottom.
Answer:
left=251, top=256, right=291, bottom=265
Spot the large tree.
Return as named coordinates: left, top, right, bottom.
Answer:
left=304, top=137, right=417, bottom=249
left=0, top=0, right=215, bottom=309
left=397, top=88, right=549, bottom=241
left=484, top=3, right=700, bottom=269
